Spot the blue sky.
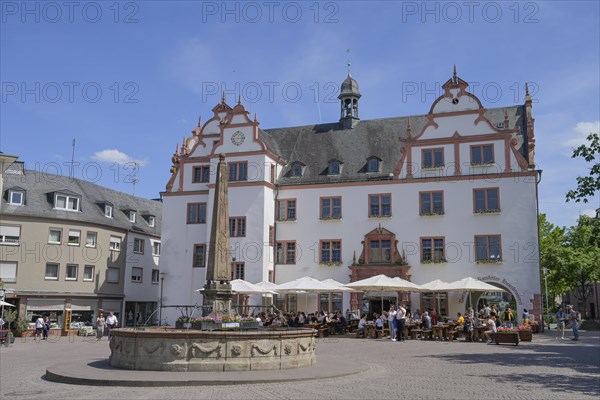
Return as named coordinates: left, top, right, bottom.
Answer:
left=1, top=0, right=598, bottom=228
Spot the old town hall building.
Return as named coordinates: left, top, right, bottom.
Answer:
left=159, top=68, right=541, bottom=323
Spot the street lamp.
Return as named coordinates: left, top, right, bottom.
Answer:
left=159, top=272, right=166, bottom=326
left=542, top=268, right=549, bottom=329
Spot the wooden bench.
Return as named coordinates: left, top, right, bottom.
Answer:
left=355, top=328, right=366, bottom=338
left=410, top=328, right=422, bottom=340
left=375, top=327, right=389, bottom=338
left=421, top=329, right=433, bottom=340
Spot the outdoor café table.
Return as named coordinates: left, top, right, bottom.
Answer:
left=473, top=326, right=487, bottom=341
left=432, top=325, right=447, bottom=340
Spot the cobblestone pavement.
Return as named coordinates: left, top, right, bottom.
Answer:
left=1, top=331, right=598, bottom=400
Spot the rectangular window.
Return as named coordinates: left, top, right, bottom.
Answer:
left=369, top=240, right=391, bottom=263
left=9, top=190, right=24, bottom=205
left=231, top=262, right=245, bottom=280
left=68, top=229, right=81, bottom=246
left=48, top=228, right=62, bottom=244
left=151, top=269, right=160, bottom=284
left=475, top=235, right=502, bottom=262
left=187, top=203, right=207, bottom=224
left=320, top=240, right=342, bottom=263
left=269, top=226, right=274, bottom=246
left=66, top=264, right=78, bottom=281
left=0, top=261, right=18, bottom=283
left=106, top=267, right=119, bottom=283
left=473, top=188, right=500, bottom=213
left=55, top=194, right=79, bottom=211
left=320, top=197, right=342, bottom=219
left=471, top=144, right=495, bottom=164
left=229, top=217, right=246, bottom=237
left=228, top=161, right=248, bottom=182
left=0, top=225, right=20, bottom=245
left=192, top=165, right=211, bottom=183
left=422, top=148, right=444, bottom=168
left=105, top=204, right=113, bottom=218
left=419, top=191, right=444, bottom=215
left=152, top=241, right=161, bottom=256
left=369, top=194, right=391, bottom=217
left=133, top=238, right=145, bottom=254
left=421, top=237, right=445, bottom=262
left=148, top=216, right=155, bottom=227
left=276, top=241, right=296, bottom=264
left=83, top=265, right=95, bottom=282
left=129, top=211, right=136, bottom=223
left=276, top=199, right=296, bottom=221
left=45, top=263, right=59, bottom=280
left=110, top=236, right=121, bottom=251
left=193, top=244, right=205, bottom=268
left=132, top=267, right=143, bottom=283
left=421, top=292, right=449, bottom=316
left=85, top=231, right=97, bottom=248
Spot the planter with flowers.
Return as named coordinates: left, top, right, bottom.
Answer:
left=240, top=317, right=259, bottom=330
left=517, top=325, right=533, bottom=341
left=495, top=327, right=520, bottom=345
left=175, top=317, right=193, bottom=329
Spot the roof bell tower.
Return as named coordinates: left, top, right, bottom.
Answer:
left=338, top=56, right=361, bottom=129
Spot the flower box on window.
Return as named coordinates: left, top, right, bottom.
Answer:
left=319, top=261, right=343, bottom=267
left=419, top=212, right=445, bottom=217
left=474, top=209, right=501, bottom=215
left=476, top=258, right=503, bottom=264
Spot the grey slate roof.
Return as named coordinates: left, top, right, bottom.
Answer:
left=259, top=105, right=527, bottom=186
left=1, top=164, right=161, bottom=236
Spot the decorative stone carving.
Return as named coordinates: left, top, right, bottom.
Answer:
left=170, top=344, right=186, bottom=358
left=284, top=344, right=293, bottom=355
left=230, top=344, right=242, bottom=357
left=191, top=342, right=222, bottom=359
left=142, top=342, right=164, bottom=355
left=251, top=343, right=278, bottom=357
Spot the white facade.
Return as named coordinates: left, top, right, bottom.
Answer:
left=160, top=72, right=542, bottom=323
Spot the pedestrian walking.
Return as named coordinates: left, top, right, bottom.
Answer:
left=106, top=311, right=118, bottom=339
left=395, top=304, right=406, bottom=342
left=43, top=316, right=50, bottom=340
left=568, top=305, right=580, bottom=341
left=96, top=312, right=106, bottom=340
left=35, top=315, right=44, bottom=340
left=556, top=306, right=567, bottom=340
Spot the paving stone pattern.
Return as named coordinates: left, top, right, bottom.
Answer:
left=1, top=331, right=598, bottom=399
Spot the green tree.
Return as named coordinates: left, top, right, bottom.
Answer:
left=544, top=215, right=600, bottom=318
left=566, top=132, right=600, bottom=211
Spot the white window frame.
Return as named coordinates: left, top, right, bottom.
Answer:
left=109, top=236, right=121, bottom=251
left=54, top=194, right=79, bottom=211
left=129, top=211, right=136, bottom=223
left=65, top=264, right=78, bottom=281
left=9, top=190, right=24, bottom=205
left=0, top=225, right=20, bottom=245
left=83, top=265, right=95, bottom=282
left=151, top=269, right=160, bottom=284
left=68, top=229, right=81, bottom=246
left=152, top=241, right=161, bottom=256
left=148, top=216, right=155, bottom=227
left=131, top=267, right=143, bottom=283
left=85, top=231, right=97, bottom=248
left=45, top=263, right=59, bottom=280
left=105, top=204, right=113, bottom=218
left=106, top=267, right=119, bottom=283
left=48, top=228, right=62, bottom=244
left=133, top=238, right=145, bottom=254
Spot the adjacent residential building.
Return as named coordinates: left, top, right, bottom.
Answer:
left=0, top=160, right=162, bottom=328
left=160, top=68, right=542, bottom=323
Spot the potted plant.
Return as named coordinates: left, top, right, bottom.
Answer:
left=200, top=316, right=223, bottom=331
left=495, top=327, right=520, bottom=345
left=240, top=317, right=259, bottom=330
left=517, top=325, right=533, bottom=341
left=14, top=316, right=30, bottom=338
left=175, top=316, right=192, bottom=329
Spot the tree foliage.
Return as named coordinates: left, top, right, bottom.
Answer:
left=566, top=132, right=600, bottom=209
left=539, top=214, right=600, bottom=316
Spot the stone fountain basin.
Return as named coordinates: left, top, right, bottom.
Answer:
left=109, top=328, right=317, bottom=372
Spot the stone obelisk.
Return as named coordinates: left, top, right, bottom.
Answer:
left=202, top=153, right=233, bottom=316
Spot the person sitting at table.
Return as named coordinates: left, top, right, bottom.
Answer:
left=335, top=312, right=347, bottom=334
left=456, top=312, right=465, bottom=326
left=431, top=310, right=439, bottom=325
left=358, top=314, right=367, bottom=337
left=412, top=309, right=421, bottom=321
left=422, top=312, right=432, bottom=329
left=317, top=311, right=324, bottom=323
left=483, top=313, right=497, bottom=344
left=375, top=313, right=384, bottom=329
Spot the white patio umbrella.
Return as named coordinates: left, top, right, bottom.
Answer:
left=254, top=281, right=280, bottom=291
left=0, top=300, right=14, bottom=326
left=418, top=279, right=450, bottom=316
left=444, top=277, right=506, bottom=310
left=321, top=279, right=355, bottom=292
left=275, top=277, right=336, bottom=312
left=344, top=274, right=422, bottom=313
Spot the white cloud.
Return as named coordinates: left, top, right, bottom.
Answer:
left=91, top=149, right=147, bottom=167
left=561, top=121, right=600, bottom=147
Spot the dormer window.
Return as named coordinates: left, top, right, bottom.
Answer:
left=291, top=162, right=303, bottom=178
left=8, top=190, right=24, bottom=205
left=55, top=193, right=79, bottom=211
left=367, top=157, right=380, bottom=173
left=328, top=160, right=341, bottom=175
left=148, top=215, right=155, bottom=227
left=129, top=211, right=136, bottom=223
left=105, top=204, right=113, bottom=218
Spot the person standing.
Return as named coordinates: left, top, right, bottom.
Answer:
left=568, top=306, right=580, bottom=341
left=106, top=311, right=118, bottom=339
left=42, top=316, right=50, bottom=340
left=387, top=306, right=396, bottom=340
left=96, top=312, right=106, bottom=340
left=35, top=315, right=44, bottom=340
left=395, top=304, right=406, bottom=342
left=555, top=306, right=567, bottom=340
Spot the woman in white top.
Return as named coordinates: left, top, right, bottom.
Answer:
left=387, top=307, right=396, bottom=340
left=35, top=316, right=45, bottom=339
